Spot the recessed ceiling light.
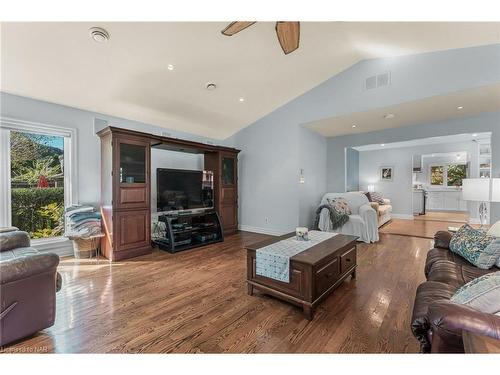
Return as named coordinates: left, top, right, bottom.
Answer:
left=167, top=64, right=174, bottom=71
left=457, top=106, right=464, bottom=110
left=352, top=124, right=357, bottom=128
left=205, top=83, right=217, bottom=91
left=239, top=97, right=245, bottom=102
left=89, top=27, right=110, bottom=43
left=383, top=113, right=395, bottom=119
left=380, top=144, right=385, bottom=147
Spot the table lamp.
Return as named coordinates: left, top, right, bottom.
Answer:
left=462, top=178, right=500, bottom=228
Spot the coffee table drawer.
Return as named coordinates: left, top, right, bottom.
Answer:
left=340, top=247, right=356, bottom=273
left=315, top=257, right=340, bottom=296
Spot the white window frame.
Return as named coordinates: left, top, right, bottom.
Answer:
left=428, top=163, right=467, bottom=188
left=0, top=117, right=78, bottom=246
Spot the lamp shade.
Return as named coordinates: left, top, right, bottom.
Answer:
left=367, top=184, right=375, bottom=193
left=462, top=178, right=491, bottom=202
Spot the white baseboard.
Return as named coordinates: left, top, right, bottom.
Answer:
left=238, top=225, right=288, bottom=236
left=391, top=214, right=414, bottom=220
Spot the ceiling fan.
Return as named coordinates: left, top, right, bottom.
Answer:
left=221, top=21, right=300, bottom=55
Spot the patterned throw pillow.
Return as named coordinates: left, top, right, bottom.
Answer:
left=449, top=224, right=500, bottom=269
left=327, top=197, right=352, bottom=215
left=370, top=192, right=385, bottom=205
left=450, top=272, right=500, bottom=314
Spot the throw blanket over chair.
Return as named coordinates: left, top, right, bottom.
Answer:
left=317, top=192, right=379, bottom=243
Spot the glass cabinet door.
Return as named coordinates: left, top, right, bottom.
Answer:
left=119, top=142, right=146, bottom=183
left=221, top=156, right=235, bottom=185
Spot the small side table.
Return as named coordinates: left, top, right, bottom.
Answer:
left=463, top=331, right=500, bottom=353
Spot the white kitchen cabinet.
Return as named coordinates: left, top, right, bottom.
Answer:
left=427, top=190, right=467, bottom=211
left=413, top=191, right=424, bottom=214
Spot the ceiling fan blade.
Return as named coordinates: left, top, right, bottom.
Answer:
left=275, top=21, right=300, bottom=55
left=221, top=21, right=256, bottom=36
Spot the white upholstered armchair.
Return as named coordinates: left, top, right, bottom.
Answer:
left=317, top=192, right=379, bottom=243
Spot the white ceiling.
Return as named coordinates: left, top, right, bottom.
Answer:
left=353, top=132, right=491, bottom=151
left=307, top=83, right=500, bottom=137
left=1, top=22, right=500, bottom=139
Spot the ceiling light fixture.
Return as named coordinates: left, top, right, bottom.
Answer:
left=380, top=144, right=385, bottom=147
left=167, top=64, right=174, bottom=71
left=352, top=125, right=357, bottom=128
left=205, top=83, right=217, bottom=91
left=457, top=106, right=464, bottom=110
left=472, top=133, right=478, bottom=137
left=89, top=27, right=110, bottom=43
left=383, top=113, right=395, bottom=119
left=239, top=97, right=245, bottom=102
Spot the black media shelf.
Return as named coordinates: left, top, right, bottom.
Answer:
left=152, top=210, right=223, bottom=253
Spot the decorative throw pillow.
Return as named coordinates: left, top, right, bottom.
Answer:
left=450, top=272, right=500, bottom=314
left=449, top=224, right=500, bottom=269
left=363, top=192, right=372, bottom=202
left=327, top=197, right=352, bottom=215
left=487, top=221, right=500, bottom=268
left=369, top=192, right=385, bottom=205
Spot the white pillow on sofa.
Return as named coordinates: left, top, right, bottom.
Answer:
left=450, top=272, right=500, bottom=314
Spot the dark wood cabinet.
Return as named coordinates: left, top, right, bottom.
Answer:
left=98, top=128, right=152, bottom=261
left=98, top=126, right=240, bottom=261
left=205, top=150, right=239, bottom=235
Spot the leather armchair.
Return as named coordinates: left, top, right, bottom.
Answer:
left=0, top=229, right=61, bottom=347
left=428, top=302, right=500, bottom=353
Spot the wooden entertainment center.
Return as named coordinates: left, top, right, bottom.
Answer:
left=97, top=126, right=240, bottom=261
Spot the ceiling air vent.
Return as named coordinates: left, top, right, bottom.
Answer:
left=365, top=72, right=391, bottom=90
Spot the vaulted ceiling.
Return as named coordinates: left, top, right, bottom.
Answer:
left=1, top=22, right=499, bottom=139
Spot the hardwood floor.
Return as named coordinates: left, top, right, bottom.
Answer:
left=414, top=211, right=469, bottom=223
left=380, top=218, right=463, bottom=239
left=1, top=231, right=430, bottom=353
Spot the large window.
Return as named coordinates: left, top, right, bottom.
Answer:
left=0, top=118, right=76, bottom=241
left=429, top=164, right=467, bottom=187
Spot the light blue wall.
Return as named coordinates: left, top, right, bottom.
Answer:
left=328, top=112, right=500, bottom=222
left=345, top=148, right=359, bottom=192
left=0, top=92, right=225, bottom=207
left=3, top=44, right=500, bottom=234
left=230, top=44, right=500, bottom=233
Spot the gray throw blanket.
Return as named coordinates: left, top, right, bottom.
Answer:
left=313, top=204, right=349, bottom=230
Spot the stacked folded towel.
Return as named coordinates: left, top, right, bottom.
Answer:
left=65, top=205, right=102, bottom=238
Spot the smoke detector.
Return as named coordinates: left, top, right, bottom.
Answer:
left=89, top=27, right=110, bottom=43
left=205, top=83, right=217, bottom=91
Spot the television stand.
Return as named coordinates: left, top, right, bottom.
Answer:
left=152, top=210, right=223, bottom=253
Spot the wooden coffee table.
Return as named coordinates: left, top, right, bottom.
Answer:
left=246, top=233, right=358, bottom=320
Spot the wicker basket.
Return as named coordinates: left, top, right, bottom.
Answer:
left=70, top=235, right=102, bottom=259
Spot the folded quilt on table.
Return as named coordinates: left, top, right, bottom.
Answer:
left=256, top=231, right=337, bottom=282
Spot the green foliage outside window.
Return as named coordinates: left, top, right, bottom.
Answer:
left=10, top=131, right=65, bottom=239
left=447, top=164, right=467, bottom=187
left=11, top=188, right=65, bottom=238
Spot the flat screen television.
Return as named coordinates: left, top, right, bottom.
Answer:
left=157, top=168, right=213, bottom=213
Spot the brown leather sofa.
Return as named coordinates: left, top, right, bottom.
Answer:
left=0, top=229, right=61, bottom=347
left=411, top=230, right=500, bottom=353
